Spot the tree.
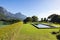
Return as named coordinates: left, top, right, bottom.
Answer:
left=48, top=14, right=57, bottom=19
left=44, top=18, right=47, bottom=22
left=41, top=18, right=43, bottom=22
left=32, top=16, right=38, bottom=22
left=48, top=14, right=60, bottom=23
left=23, top=17, right=32, bottom=23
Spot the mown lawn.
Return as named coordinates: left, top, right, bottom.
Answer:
left=15, top=23, right=59, bottom=40
left=0, top=22, right=59, bottom=40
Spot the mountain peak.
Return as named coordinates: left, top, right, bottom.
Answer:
left=15, top=12, right=26, bottom=20
left=0, top=6, right=4, bottom=9
left=0, top=6, right=6, bottom=11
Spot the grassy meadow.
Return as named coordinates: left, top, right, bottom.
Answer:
left=0, top=22, right=59, bottom=40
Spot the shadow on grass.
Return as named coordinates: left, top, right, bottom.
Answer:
left=56, top=34, right=60, bottom=40
left=31, top=24, right=40, bottom=29
left=51, top=31, right=60, bottom=40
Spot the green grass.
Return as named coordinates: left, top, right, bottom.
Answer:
left=0, top=22, right=23, bottom=40
left=15, top=23, right=59, bottom=40
left=0, top=22, right=59, bottom=40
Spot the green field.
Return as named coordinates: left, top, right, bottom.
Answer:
left=0, top=22, right=23, bottom=40
left=0, top=22, right=59, bottom=40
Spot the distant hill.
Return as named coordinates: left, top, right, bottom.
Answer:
left=14, top=12, right=26, bottom=20
left=0, top=7, right=26, bottom=21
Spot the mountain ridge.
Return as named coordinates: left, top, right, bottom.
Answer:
left=0, top=7, right=26, bottom=21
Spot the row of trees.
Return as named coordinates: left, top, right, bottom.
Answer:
left=40, top=14, right=60, bottom=23
left=23, top=14, right=60, bottom=24
left=23, top=16, right=48, bottom=23
left=41, top=18, right=48, bottom=22
left=1, top=19, right=21, bottom=24
left=23, top=16, right=38, bottom=23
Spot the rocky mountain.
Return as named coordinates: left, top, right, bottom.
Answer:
left=14, top=12, right=26, bottom=20
left=0, top=7, right=26, bottom=21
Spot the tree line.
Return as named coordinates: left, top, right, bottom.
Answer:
left=23, top=16, right=38, bottom=23
left=0, top=19, right=21, bottom=24
left=23, top=14, right=60, bottom=24
left=23, top=16, right=48, bottom=23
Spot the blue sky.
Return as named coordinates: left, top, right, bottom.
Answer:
left=0, top=0, right=60, bottom=20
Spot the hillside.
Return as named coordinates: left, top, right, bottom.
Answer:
left=0, top=7, right=26, bottom=20
left=0, top=22, right=59, bottom=40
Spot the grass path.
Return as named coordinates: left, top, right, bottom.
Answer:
left=11, top=23, right=23, bottom=40
left=11, top=25, right=21, bottom=40
left=0, top=22, right=23, bottom=40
